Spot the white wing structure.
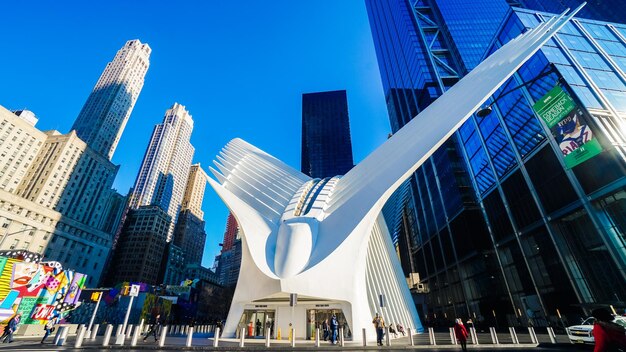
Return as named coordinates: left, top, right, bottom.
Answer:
left=208, top=6, right=582, bottom=341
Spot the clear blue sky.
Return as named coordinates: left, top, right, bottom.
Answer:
left=0, top=1, right=390, bottom=268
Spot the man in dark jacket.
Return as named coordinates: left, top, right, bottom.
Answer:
left=1, top=313, right=21, bottom=343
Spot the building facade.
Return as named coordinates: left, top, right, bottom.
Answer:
left=180, top=164, right=207, bottom=219
left=366, top=0, right=626, bottom=326
left=518, top=0, right=626, bottom=24
left=129, top=103, right=195, bottom=240
left=301, top=90, right=354, bottom=178
left=214, top=213, right=242, bottom=287
left=72, top=40, right=151, bottom=159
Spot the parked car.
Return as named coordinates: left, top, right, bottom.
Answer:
left=566, top=315, right=626, bottom=344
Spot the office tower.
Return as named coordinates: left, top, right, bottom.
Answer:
left=214, top=213, right=242, bottom=287
left=106, top=205, right=170, bottom=285
left=366, top=0, right=626, bottom=325
left=301, top=90, right=354, bottom=178
left=180, top=164, right=208, bottom=219
left=72, top=40, right=151, bottom=159
left=160, top=243, right=186, bottom=285
left=517, top=0, right=626, bottom=23
left=129, top=103, right=195, bottom=240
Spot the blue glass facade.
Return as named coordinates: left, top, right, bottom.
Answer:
left=367, top=0, right=626, bottom=326
left=519, top=0, right=626, bottom=24
left=301, top=90, right=354, bottom=178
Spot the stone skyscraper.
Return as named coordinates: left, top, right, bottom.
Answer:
left=72, top=40, right=151, bottom=159
left=129, top=103, right=195, bottom=240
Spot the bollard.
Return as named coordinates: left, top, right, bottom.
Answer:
left=266, top=327, right=271, bottom=347
left=74, top=325, right=87, bottom=348
left=291, top=328, right=296, bottom=347
left=489, top=327, right=499, bottom=344
left=115, top=324, right=123, bottom=336
left=528, top=326, right=537, bottom=344
left=240, top=327, right=245, bottom=347
left=127, top=324, right=134, bottom=338
left=91, top=324, right=100, bottom=340
left=159, top=326, right=168, bottom=347
left=362, top=328, right=367, bottom=346
left=186, top=327, right=194, bottom=347
left=450, top=327, right=457, bottom=344
left=547, top=327, right=556, bottom=344
left=428, top=327, right=436, bottom=345
left=213, top=327, right=220, bottom=347
left=470, top=327, right=479, bottom=345
left=340, top=327, right=345, bottom=347
left=102, top=324, right=113, bottom=346
left=509, top=327, right=519, bottom=344
left=315, top=328, right=320, bottom=347
left=408, top=327, right=414, bottom=346
left=184, top=325, right=188, bottom=335
left=385, top=327, right=391, bottom=346
left=131, top=322, right=142, bottom=346
left=56, top=326, right=69, bottom=346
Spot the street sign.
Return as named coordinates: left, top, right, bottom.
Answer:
left=129, top=284, right=140, bottom=297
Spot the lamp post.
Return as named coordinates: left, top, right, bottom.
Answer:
left=476, top=64, right=559, bottom=117
left=0, top=225, right=38, bottom=249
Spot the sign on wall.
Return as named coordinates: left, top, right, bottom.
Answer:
left=532, top=85, right=602, bottom=168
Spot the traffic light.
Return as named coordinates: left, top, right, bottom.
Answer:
left=91, top=292, right=101, bottom=301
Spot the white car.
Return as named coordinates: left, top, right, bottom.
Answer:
left=566, top=315, right=626, bottom=344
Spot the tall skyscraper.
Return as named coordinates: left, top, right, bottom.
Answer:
left=214, top=213, right=241, bottom=287
left=180, top=164, right=208, bottom=219
left=301, top=90, right=354, bottom=178
left=366, top=0, right=626, bottom=325
left=129, top=103, right=195, bottom=239
left=517, top=0, right=626, bottom=23
left=72, top=40, right=151, bottom=159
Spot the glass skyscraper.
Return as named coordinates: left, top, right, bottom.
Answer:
left=301, top=90, right=354, bottom=178
left=518, top=0, right=626, bottom=24
left=366, top=0, right=626, bottom=327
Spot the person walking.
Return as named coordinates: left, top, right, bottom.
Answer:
left=41, top=316, right=58, bottom=344
left=143, top=314, right=161, bottom=342
left=329, top=314, right=339, bottom=344
left=454, top=318, right=469, bottom=352
left=389, top=323, right=397, bottom=338
left=396, top=322, right=406, bottom=336
left=592, top=308, right=626, bottom=352
left=322, top=319, right=329, bottom=341
left=372, top=313, right=385, bottom=346
left=1, top=313, right=21, bottom=343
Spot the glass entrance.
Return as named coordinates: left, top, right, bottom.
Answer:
left=306, top=309, right=351, bottom=340
left=238, top=310, right=275, bottom=338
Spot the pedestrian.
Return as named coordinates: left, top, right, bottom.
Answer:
left=591, top=308, right=626, bottom=352
left=329, top=314, right=339, bottom=344
left=454, top=318, right=469, bottom=352
left=41, top=316, right=58, bottom=344
left=143, top=314, right=161, bottom=342
left=1, top=313, right=21, bottom=343
left=256, top=319, right=262, bottom=336
left=389, top=323, right=397, bottom=338
left=372, top=312, right=385, bottom=346
left=322, top=319, right=329, bottom=341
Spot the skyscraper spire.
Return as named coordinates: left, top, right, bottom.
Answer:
left=72, top=39, right=151, bottom=159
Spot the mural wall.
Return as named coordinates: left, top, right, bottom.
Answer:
left=0, top=250, right=86, bottom=324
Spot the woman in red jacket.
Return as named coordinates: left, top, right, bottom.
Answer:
left=592, top=308, right=626, bottom=352
left=454, top=318, right=469, bottom=352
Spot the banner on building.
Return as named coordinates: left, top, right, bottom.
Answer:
left=532, top=85, right=602, bottom=168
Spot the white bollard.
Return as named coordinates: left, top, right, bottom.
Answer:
left=74, top=325, right=87, bottom=348
left=362, top=328, right=367, bottom=346
left=126, top=324, right=134, bottom=338
left=408, top=328, right=414, bottom=346
left=385, top=327, right=391, bottom=346
left=291, top=328, right=296, bottom=347
left=339, top=327, right=344, bottom=347
left=470, top=327, right=479, bottom=345
left=490, top=327, right=499, bottom=344
left=528, top=326, right=538, bottom=344
left=131, top=322, right=142, bottom=346
left=315, top=328, right=320, bottom=347
left=240, top=327, right=245, bottom=347
left=115, top=324, right=123, bottom=336
left=266, top=327, right=271, bottom=347
left=53, top=326, right=64, bottom=345
left=213, top=327, right=220, bottom=347
left=429, top=327, right=436, bottom=345
left=547, top=327, right=556, bottom=344
left=159, top=326, right=168, bottom=347
left=56, top=326, right=69, bottom=346
left=91, top=324, right=100, bottom=340
left=102, top=324, right=113, bottom=346
left=450, top=327, right=457, bottom=344
left=186, top=327, right=194, bottom=347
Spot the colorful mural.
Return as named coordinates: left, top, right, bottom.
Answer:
left=0, top=250, right=87, bottom=324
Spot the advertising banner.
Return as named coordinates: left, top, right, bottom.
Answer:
left=532, top=85, right=602, bottom=168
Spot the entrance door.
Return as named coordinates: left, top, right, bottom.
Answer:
left=305, top=309, right=351, bottom=340
left=238, top=310, right=275, bottom=338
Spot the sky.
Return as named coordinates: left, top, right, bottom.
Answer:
left=0, top=1, right=390, bottom=268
